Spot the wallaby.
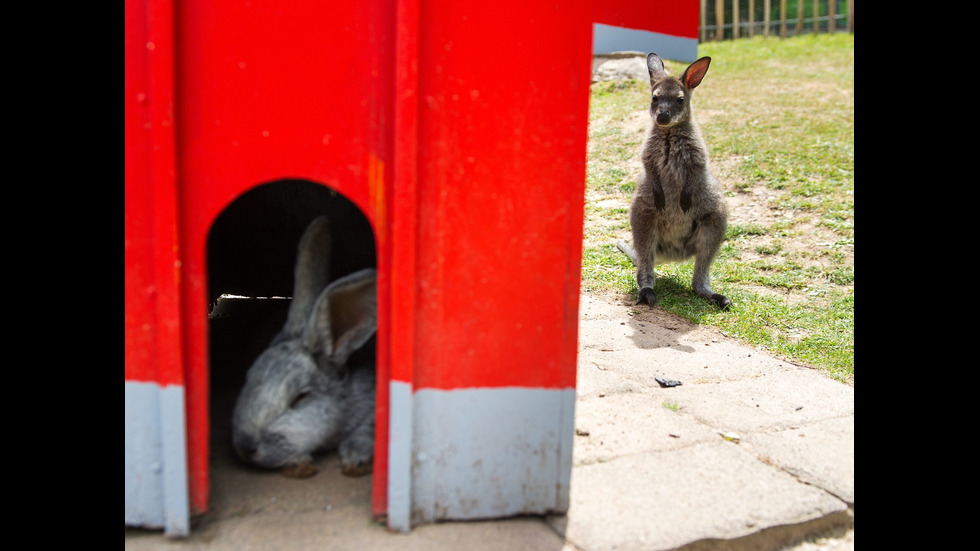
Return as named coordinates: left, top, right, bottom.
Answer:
left=618, top=53, right=731, bottom=310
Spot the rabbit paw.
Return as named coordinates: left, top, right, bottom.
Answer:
left=282, top=461, right=319, bottom=479
left=341, top=462, right=373, bottom=478
left=339, top=431, right=374, bottom=477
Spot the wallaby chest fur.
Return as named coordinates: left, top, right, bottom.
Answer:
left=627, top=53, right=731, bottom=310
left=633, top=113, right=725, bottom=259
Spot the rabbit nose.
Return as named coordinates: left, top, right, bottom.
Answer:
left=233, top=434, right=257, bottom=461
left=238, top=444, right=256, bottom=460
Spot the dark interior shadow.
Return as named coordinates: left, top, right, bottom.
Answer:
left=207, top=178, right=377, bottom=395
left=202, top=179, right=377, bottom=530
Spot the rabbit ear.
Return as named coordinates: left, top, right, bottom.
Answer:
left=280, top=216, right=333, bottom=340
left=302, top=268, right=377, bottom=368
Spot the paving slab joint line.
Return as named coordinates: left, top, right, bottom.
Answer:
left=669, top=507, right=854, bottom=551
left=745, top=450, right=853, bottom=510
left=782, top=471, right=853, bottom=511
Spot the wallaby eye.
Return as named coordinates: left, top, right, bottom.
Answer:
left=290, top=391, right=310, bottom=409
left=676, top=97, right=685, bottom=104
left=651, top=95, right=659, bottom=103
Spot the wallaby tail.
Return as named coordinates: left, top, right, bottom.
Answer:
left=616, top=240, right=638, bottom=266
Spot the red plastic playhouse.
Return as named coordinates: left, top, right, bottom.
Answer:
left=125, top=0, right=699, bottom=536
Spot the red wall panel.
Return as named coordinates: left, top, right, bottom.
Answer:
left=593, top=0, right=700, bottom=39
left=411, top=1, right=591, bottom=391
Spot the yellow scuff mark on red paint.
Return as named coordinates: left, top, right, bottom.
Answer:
left=368, top=152, right=386, bottom=238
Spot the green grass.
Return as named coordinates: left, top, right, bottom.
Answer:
left=582, top=33, right=854, bottom=384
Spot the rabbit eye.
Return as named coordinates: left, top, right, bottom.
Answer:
left=290, top=391, right=310, bottom=409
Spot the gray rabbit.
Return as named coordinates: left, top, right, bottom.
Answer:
left=231, top=215, right=377, bottom=478
left=620, top=53, right=731, bottom=310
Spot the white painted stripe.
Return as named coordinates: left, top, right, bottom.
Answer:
left=593, top=23, right=699, bottom=62
left=124, top=381, right=190, bottom=536
left=387, top=380, right=414, bottom=532
left=410, top=387, right=575, bottom=525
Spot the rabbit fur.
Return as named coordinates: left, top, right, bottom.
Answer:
left=231, top=215, right=377, bottom=478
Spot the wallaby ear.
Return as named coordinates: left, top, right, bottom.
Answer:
left=681, top=56, right=711, bottom=90
left=646, top=53, right=667, bottom=82
left=302, top=268, right=377, bottom=368
left=281, top=216, right=332, bottom=340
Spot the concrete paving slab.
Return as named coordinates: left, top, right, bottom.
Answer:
left=576, top=351, right=647, bottom=398
left=669, top=372, right=854, bottom=434
left=556, top=441, right=847, bottom=551
left=572, top=389, right=721, bottom=465
left=741, top=417, right=854, bottom=506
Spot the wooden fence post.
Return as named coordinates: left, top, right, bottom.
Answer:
left=812, top=0, right=818, bottom=34
left=764, top=0, right=771, bottom=37
left=796, top=0, right=803, bottom=35
left=715, top=0, right=724, bottom=41
left=780, top=0, right=787, bottom=37
left=700, top=0, right=706, bottom=42
left=733, top=0, right=739, bottom=39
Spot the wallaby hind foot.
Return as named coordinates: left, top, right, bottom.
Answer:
left=636, top=286, right=657, bottom=307
left=634, top=283, right=730, bottom=311
left=707, top=292, right=731, bottom=310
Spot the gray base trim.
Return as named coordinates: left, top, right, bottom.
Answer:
left=593, top=23, right=699, bottom=62
left=125, top=381, right=190, bottom=536
left=387, top=381, right=414, bottom=532
left=409, top=387, right=576, bottom=525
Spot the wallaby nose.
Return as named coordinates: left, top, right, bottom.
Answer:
left=656, top=111, right=671, bottom=125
